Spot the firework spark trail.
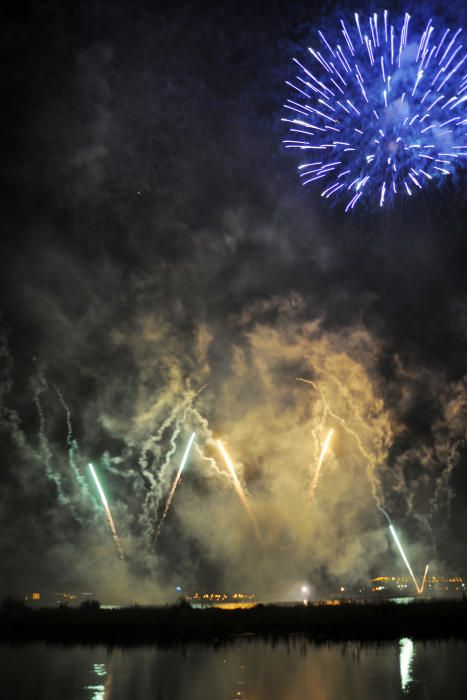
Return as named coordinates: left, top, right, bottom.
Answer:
left=420, top=563, right=429, bottom=593
left=88, top=463, right=125, bottom=560
left=34, top=380, right=68, bottom=505
left=371, top=496, right=421, bottom=593
left=216, top=439, right=262, bottom=542
left=297, top=377, right=386, bottom=511
left=389, top=524, right=420, bottom=593
left=139, top=389, right=206, bottom=521
left=297, top=378, right=376, bottom=461
left=194, top=442, right=225, bottom=478
left=138, top=400, right=193, bottom=548
left=186, top=405, right=226, bottom=477
left=155, top=403, right=200, bottom=492
left=309, top=428, right=334, bottom=498
left=139, top=399, right=187, bottom=475
left=141, top=405, right=196, bottom=545
left=139, top=387, right=205, bottom=475
left=283, top=11, right=467, bottom=209
left=309, top=393, right=329, bottom=490
left=53, top=385, right=88, bottom=494
left=154, top=432, right=196, bottom=541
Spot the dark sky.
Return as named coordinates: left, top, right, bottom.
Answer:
left=1, top=0, right=467, bottom=602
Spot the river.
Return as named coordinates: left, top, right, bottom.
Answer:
left=0, top=637, right=465, bottom=698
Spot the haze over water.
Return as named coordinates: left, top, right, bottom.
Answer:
left=1, top=638, right=466, bottom=699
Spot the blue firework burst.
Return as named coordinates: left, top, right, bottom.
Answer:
left=282, top=11, right=467, bottom=211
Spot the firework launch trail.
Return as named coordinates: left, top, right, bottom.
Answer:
left=310, top=428, right=334, bottom=498
left=420, top=563, right=430, bottom=593
left=155, top=432, right=196, bottom=540
left=88, top=463, right=125, bottom=560
left=216, top=439, right=262, bottom=542
left=389, top=524, right=420, bottom=593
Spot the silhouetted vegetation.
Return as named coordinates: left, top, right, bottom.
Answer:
left=79, top=599, right=101, bottom=610
left=1, top=599, right=467, bottom=643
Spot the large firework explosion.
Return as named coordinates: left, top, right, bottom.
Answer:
left=282, top=11, right=467, bottom=210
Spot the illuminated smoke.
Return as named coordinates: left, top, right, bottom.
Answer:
left=88, top=463, right=125, bottom=560
left=216, top=439, right=262, bottom=542
left=297, top=376, right=387, bottom=514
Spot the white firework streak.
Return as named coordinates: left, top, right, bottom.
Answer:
left=297, top=376, right=387, bottom=513
left=154, top=432, right=196, bottom=540
left=309, top=428, right=334, bottom=498
left=89, top=463, right=125, bottom=560
left=389, top=524, right=420, bottom=593
left=420, top=563, right=429, bottom=593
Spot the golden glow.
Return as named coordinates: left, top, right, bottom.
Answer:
left=32, top=592, right=41, bottom=601
left=216, top=439, right=262, bottom=542
left=310, top=428, right=334, bottom=498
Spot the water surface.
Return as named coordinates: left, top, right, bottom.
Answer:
left=0, top=637, right=465, bottom=699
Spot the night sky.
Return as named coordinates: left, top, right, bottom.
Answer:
left=1, top=0, right=467, bottom=602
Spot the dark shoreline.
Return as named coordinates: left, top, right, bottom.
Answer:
left=1, top=599, right=467, bottom=645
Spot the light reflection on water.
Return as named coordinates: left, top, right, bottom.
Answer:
left=399, top=638, right=414, bottom=693
left=1, top=637, right=466, bottom=699
left=84, top=662, right=112, bottom=700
